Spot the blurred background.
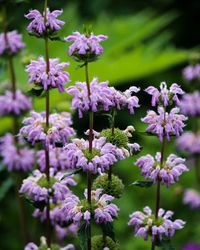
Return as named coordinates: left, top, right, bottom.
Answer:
left=0, top=0, right=200, bottom=249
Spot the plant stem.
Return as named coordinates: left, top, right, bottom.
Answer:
left=151, top=113, right=166, bottom=250
left=85, top=62, right=93, bottom=250
left=108, top=109, right=116, bottom=181
left=2, top=5, right=29, bottom=244
left=44, top=0, right=51, bottom=247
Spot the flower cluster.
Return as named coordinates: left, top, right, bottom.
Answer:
left=128, top=206, right=185, bottom=241
left=26, top=57, right=70, bottom=92
left=0, top=90, right=32, bottom=116
left=145, top=82, right=184, bottom=107
left=19, top=111, right=75, bottom=146
left=25, top=236, right=75, bottom=250
left=135, top=152, right=188, bottom=187
left=0, top=30, right=25, bottom=56
left=25, top=9, right=65, bottom=35
left=98, top=126, right=141, bottom=157
left=37, top=146, right=70, bottom=172
left=179, top=91, right=200, bottom=117
left=109, top=86, right=140, bottom=113
left=183, top=64, right=200, bottom=81
left=183, top=189, right=200, bottom=209
left=61, top=189, right=119, bottom=225
left=0, top=134, right=34, bottom=172
left=55, top=224, right=78, bottom=240
left=176, top=132, right=200, bottom=154
left=65, top=31, right=108, bottom=59
left=142, top=107, right=187, bottom=141
left=19, top=168, right=76, bottom=203
left=64, top=137, right=125, bottom=174
left=67, top=78, right=113, bottom=118
left=67, top=78, right=140, bottom=118
left=183, top=243, right=200, bottom=250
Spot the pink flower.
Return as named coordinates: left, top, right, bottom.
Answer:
left=128, top=206, right=185, bottom=241
left=0, top=30, right=25, bottom=55
left=0, top=90, right=32, bottom=117
left=26, top=57, right=70, bottom=92
left=135, top=152, right=188, bottom=187
left=25, top=9, right=64, bottom=35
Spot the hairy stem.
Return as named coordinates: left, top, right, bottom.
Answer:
left=44, top=0, right=51, bottom=247
left=108, top=109, right=117, bottom=181
left=85, top=62, right=92, bottom=250
left=151, top=113, right=166, bottom=250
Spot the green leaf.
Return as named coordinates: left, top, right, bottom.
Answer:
left=101, top=222, right=115, bottom=241
left=77, top=221, right=90, bottom=250
left=158, top=239, right=176, bottom=250
left=49, top=36, right=65, bottom=42
left=0, top=178, right=13, bottom=201
left=130, top=180, right=154, bottom=188
left=27, top=86, right=44, bottom=97
left=61, top=168, right=82, bottom=180
left=24, top=196, right=46, bottom=210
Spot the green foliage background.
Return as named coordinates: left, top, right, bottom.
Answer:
left=0, top=2, right=199, bottom=250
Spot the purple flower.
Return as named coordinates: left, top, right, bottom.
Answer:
left=19, top=111, right=75, bottom=147
left=24, top=237, right=75, bottom=250
left=128, top=206, right=185, bottom=241
left=61, top=189, right=119, bottom=225
left=182, top=243, right=200, bottom=250
left=55, top=224, right=78, bottom=240
left=135, top=152, right=188, bottom=187
left=95, top=126, right=141, bottom=157
left=0, top=90, right=32, bottom=117
left=64, top=137, right=125, bottom=174
left=145, top=82, right=184, bottom=107
left=142, top=107, right=187, bottom=141
left=65, top=31, right=108, bottom=57
left=67, top=79, right=140, bottom=118
left=19, top=168, right=76, bottom=203
left=109, top=86, right=140, bottom=113
left=176, top=132, right=200, bottom=154
left=24, top=242, right=38, bottom=250
left=25, top=9, right=65, bottom=35
left=183, top=64, right=200, bottom=81
left=0, top=30, right=25, bottom=55
left=183, top=189, right=200, bottom=209
left=179, top=91, right=200, bottom=117
left=67, top=78, right=113, bottom=118
left=26, top=57, right=70, bottom=92
left=0, top=133, right=34, bottom=172
left=37, top=146, right=71, bottom=172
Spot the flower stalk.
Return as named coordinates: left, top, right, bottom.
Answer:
left=44, top=0, right=51, bottom=247
left=85, top=61, right=93, bottom=250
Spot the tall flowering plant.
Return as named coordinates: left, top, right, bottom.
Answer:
left=177, top=64, right=200, bottom=211
left=64, top=27, right=141, bottom=250
left=0, top=1, right=33, bottom=244
left=19, top=1, right=76, bottom=249
left=128, top=82, right=188, bottom=249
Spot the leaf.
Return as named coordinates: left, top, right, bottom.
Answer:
left=101, top=222, right=115, bottom=241
left=27, top=86, right=44, bottom=97
left=49, top=36, right=65, bottom=42
left=24, top=196, right=46, bottom=210
left=0, top=178, right=13, bottom=201
left=61, top=168, right=82, bottom=180
left=130, top=180, right=154, bottom=188
left=77, top=221, right=90, bottom=250
left=158, top=239, right=176, bottom=250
